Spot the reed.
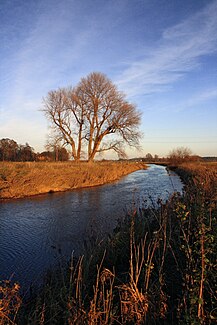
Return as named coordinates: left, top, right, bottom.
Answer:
left=0, top=281, right=21, bottom=325
left=1, top=162, right=216, bottom=324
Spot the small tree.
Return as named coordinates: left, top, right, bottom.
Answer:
left=46, top=132, right=69, bottom=161
left=154, top=154, right=159, bottom=162
left=145, top=153, right=153, bottom=161
left=168, top=147, right=192, bottom=164
left=43, top=72, right=141, bottom=161
left=18, top=143, right=36, bottom=161
left=57, top=147, right=69, bottom=161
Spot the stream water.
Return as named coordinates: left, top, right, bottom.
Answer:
left=0, top=164, right=183, bottom=290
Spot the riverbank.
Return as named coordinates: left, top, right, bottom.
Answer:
left=0, top=161, right=147, bottom=199
left=2, top=161, right=216, bottom=324
left=168, top=161, right=217, bottom=200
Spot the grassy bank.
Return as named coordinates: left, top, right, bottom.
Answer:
left=169, top=161, right=217, bottom=179
left=169, top=161, right=217, bottom=200
left=0, top=161, right=146, bottom=199
left=1, top=162, right=216, bottom=324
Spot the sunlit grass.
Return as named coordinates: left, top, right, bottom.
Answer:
left=0, top=161, right=147, bottom=199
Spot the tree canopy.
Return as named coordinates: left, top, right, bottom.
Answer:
left=43, top=72, right=141, bottom=161
left=0, top=138, right=36, bottom=162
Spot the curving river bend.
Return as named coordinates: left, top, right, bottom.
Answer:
left=0, top=164, right=183, bottom=290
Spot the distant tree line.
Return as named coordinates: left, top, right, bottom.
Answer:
left=127, top=147, right=205, bottom=164
left=143, top=153, right=160, bottom=162
left=0, top=138, right=69, bottom=162
left=1, top=139, right=214, bottom=163
left=142, top=147, right=203, bottom=164
left=0, top=138, right=35, bottom=161
left=202, top=156, right=217, bottom=162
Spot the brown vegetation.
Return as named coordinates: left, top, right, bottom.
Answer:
left=0, top=281, right=21, bottom=325
left=175, top=161, right=217, bottom=175
left=0, top=161, right=216, bottom=324
left=170, top=161, right=217, bottom=200
left=0, top=161, right=146, bottom=199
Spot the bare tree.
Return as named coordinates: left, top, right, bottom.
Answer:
left=154, top=154, right=159, bottom=162
left=43, top=72, right=141, bottom=161
left=145, top=153, right=153, bottom=161
left=43, top=89, right=84, bottom=161
left=46, top=131, right=69, bottom=161
left=168, top=147, right=192, bottom=164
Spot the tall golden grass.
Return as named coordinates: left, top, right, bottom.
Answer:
left=0, top=161, right=146, bottom=199
left=170, top=161, right=217, bottom=200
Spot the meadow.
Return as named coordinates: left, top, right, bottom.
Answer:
left=0, top=161, right=216, bottom=324
left=0, top=161, right=146, bottom=199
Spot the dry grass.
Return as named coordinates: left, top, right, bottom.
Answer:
left=0, top=161, right=146, bottom=199
left=178, top=161, right=217, bottom=175
left=0, top=281, right=21, bottom=325
left=172, top=161, right=217, bottom=201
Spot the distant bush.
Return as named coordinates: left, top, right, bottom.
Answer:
left=168, top=146, right=193, bottom=164
left=37, top=147, right=69, bottom=161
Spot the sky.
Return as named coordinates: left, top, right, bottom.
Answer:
left=0, top=0, right=217, bottom=158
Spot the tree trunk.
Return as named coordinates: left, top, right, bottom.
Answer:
left=88, top=131, right=108, bottom=161
left=77, top=121, right=83, bottom=160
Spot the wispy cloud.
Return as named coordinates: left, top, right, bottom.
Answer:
left=185, top=88, right=217, bottom=107
left=117, top=0, right=217, bottom=97
left=175, top=88, right=217, bottom=111
left=1, top=0, right=95, bottom=114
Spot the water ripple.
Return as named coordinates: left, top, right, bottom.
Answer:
left=0, top=165, right=183, bottom=289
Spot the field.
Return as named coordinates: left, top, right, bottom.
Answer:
left=0, top=161, right=146, bottom=199
left=0, top=161, right=216, bottom=324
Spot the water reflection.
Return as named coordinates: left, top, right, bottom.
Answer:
left=0, top=164, right=183, bottom=289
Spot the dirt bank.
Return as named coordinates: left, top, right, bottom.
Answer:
left=0, top=161, right=147, bottom=199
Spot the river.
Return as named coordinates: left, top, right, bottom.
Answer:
left=0, top=164, right=183, bottom=291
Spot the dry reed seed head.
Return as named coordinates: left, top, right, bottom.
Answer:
left=0, top=280, right=22, bottom=323
left=100, top=268, right=115, bottom=283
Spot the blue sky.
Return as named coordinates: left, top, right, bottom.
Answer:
left=0, top=0, right=217, bottom=157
